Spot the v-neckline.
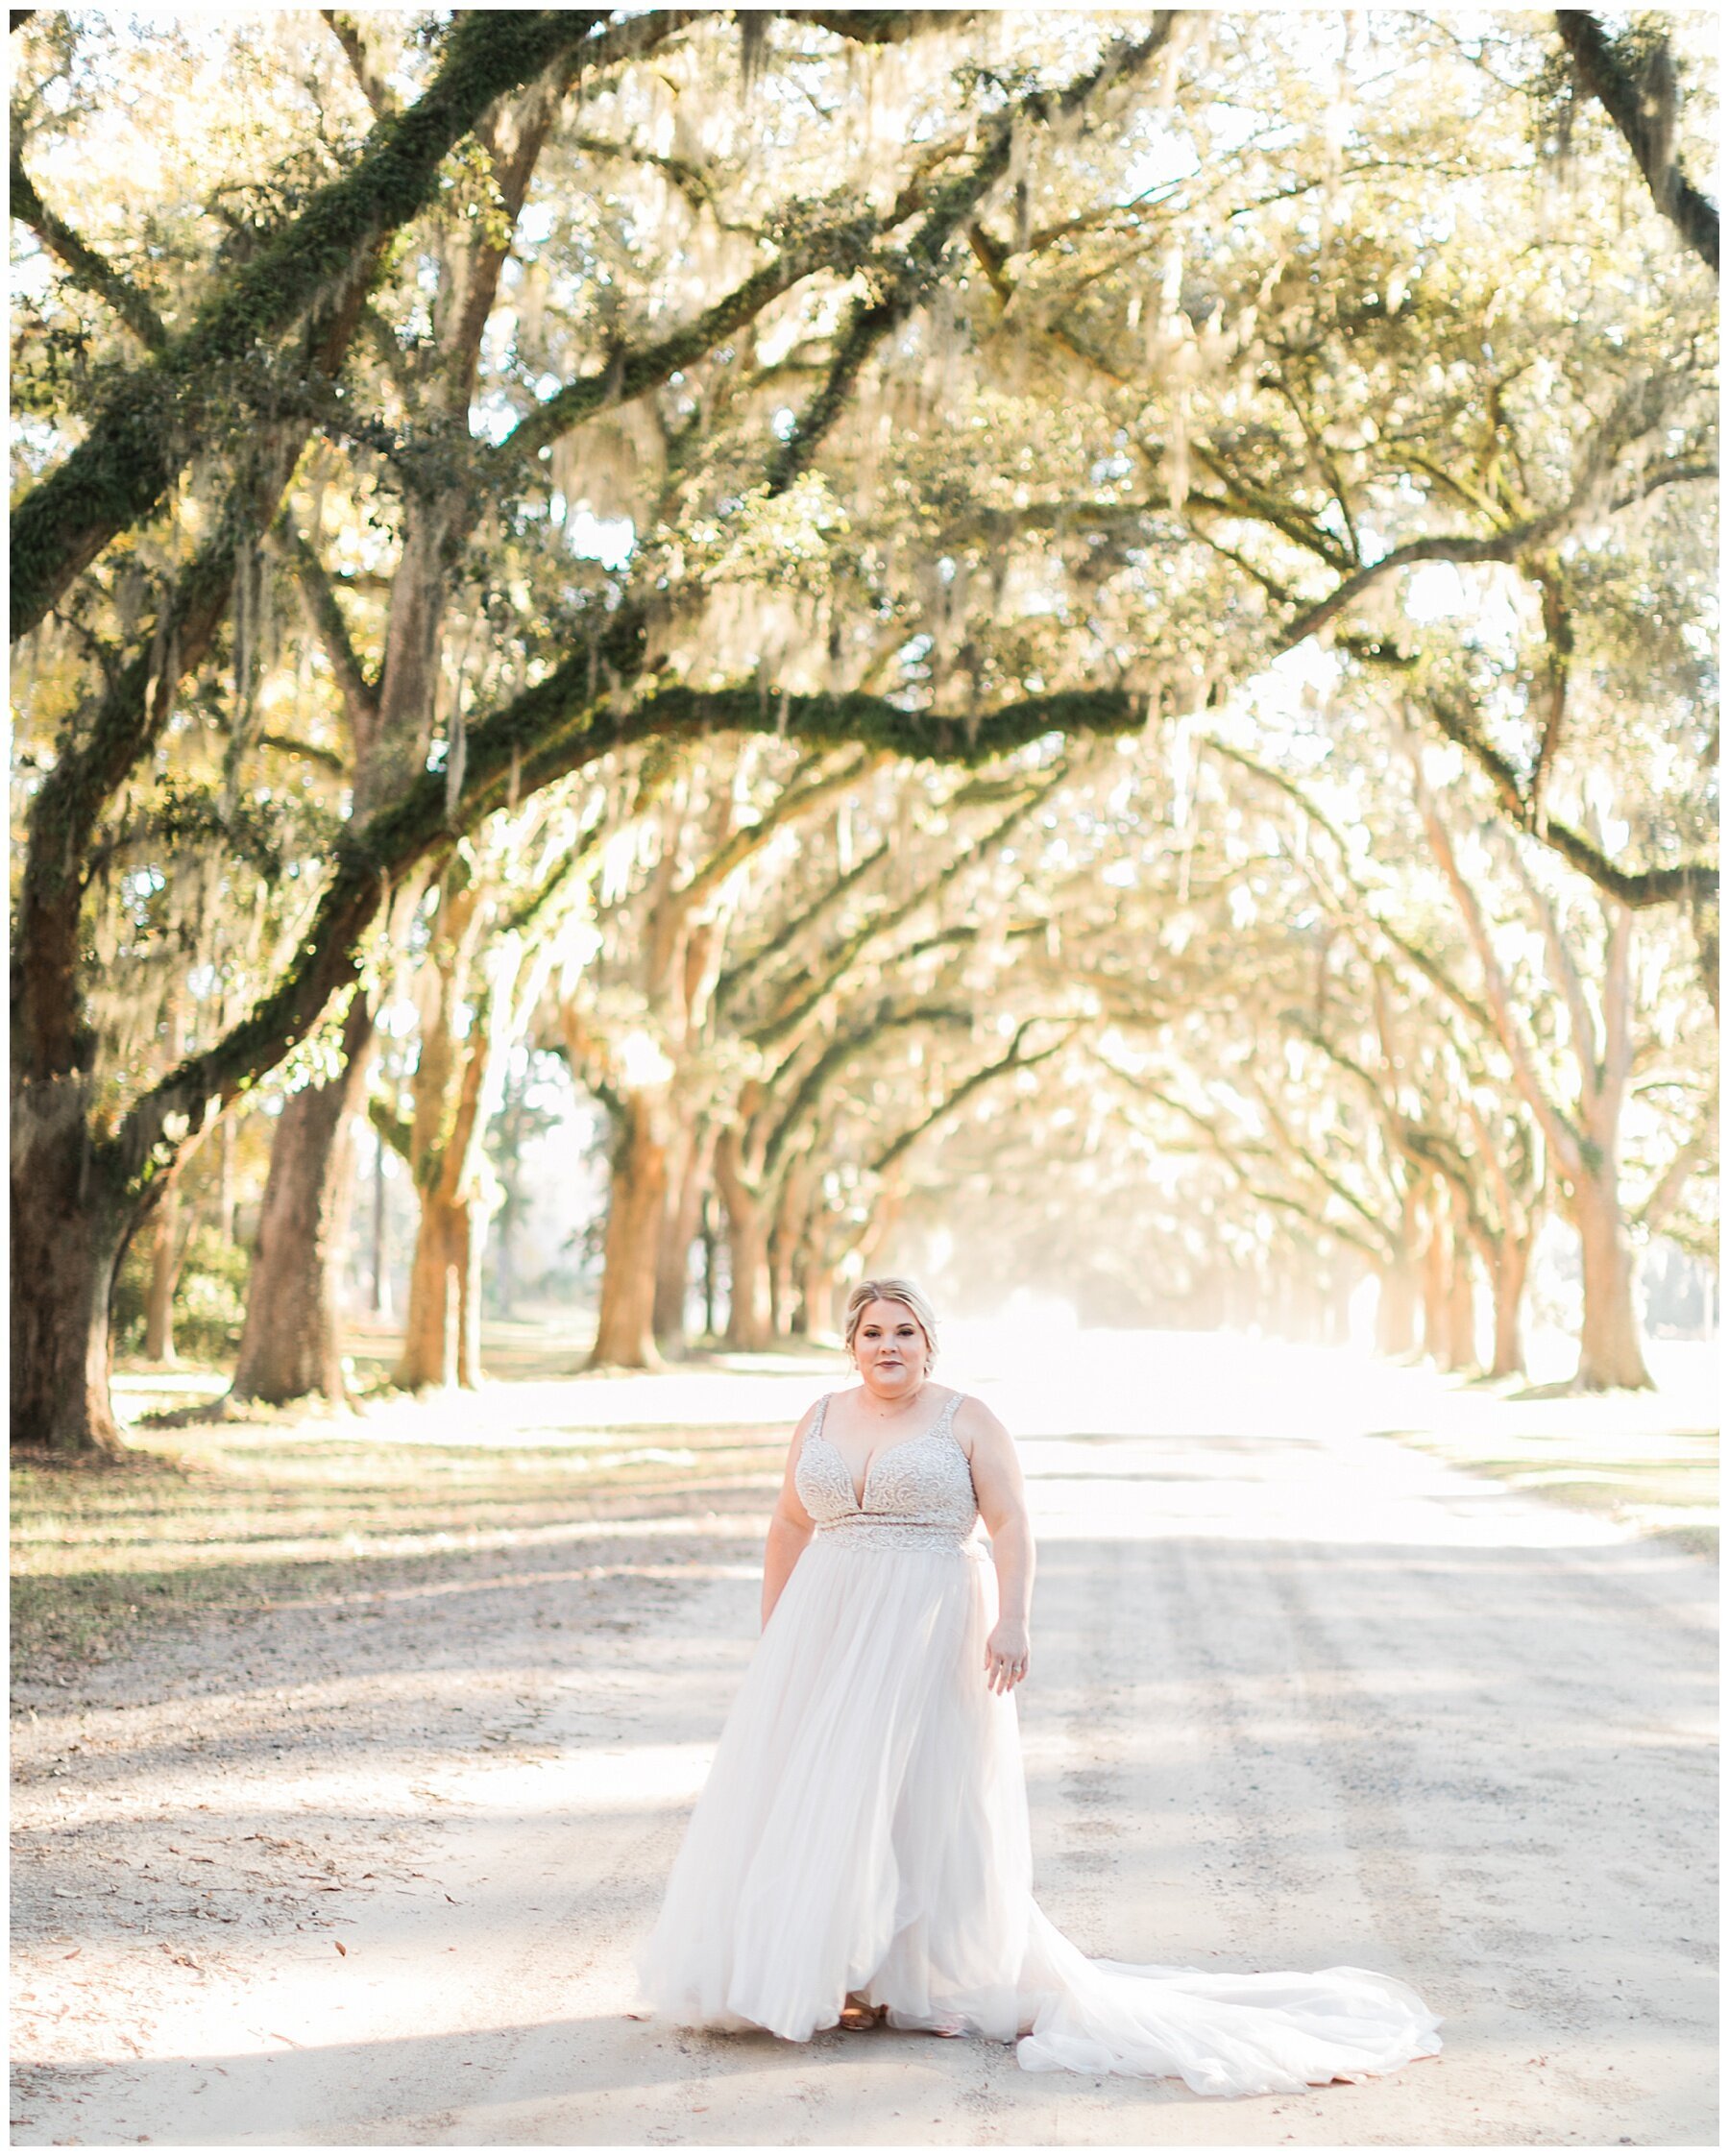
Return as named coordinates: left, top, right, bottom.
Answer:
left=817, top=1391, right=954, bottom=1511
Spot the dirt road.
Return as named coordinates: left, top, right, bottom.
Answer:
left=12, top=1337, right=1717, bottom=2144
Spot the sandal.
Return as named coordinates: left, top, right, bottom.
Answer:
left=838, top=1994, right=883, bottom=2030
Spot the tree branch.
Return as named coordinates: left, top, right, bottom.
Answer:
left=278, top=516, right=380, bottom=742
left=498, top=206, right=881, bottom=463
left=109, top=660, right=1140, bottom=1191
left=1405, top=746, right=1586, bottom=1183
left=1418, top=687, right=1713, bottom=908
left=767, top=14, right=1179, bottom=493
left=12, top=9, right=609, bottom=641
left=1637, top=1107, right=1717, bottom=1235
left=321, top=10, right=400, bottom=115
left=762, top=1001, right=972, bottom=1179
left=747, top=771, right=1060, bottom=1051
left=870, top=1019, right=1071, bottom=1174
left=678, top=748, right=878, bottom=912
left=10, top=145, right=168, bottom=351
left=779, top=11, right=977, bottom=44
left=1555, top=11, right=1718, bottom=274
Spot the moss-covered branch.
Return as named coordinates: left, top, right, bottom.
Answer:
left=10, top=146, right=167, bottom=350
left=279, top=516, right=379, bottom=739
left=14, top=263, right=378, bottom=1093
left=1555, top=11, right=1718, bottom=274
left=767, top=13, right=1178, bottom=493
left=11, top=9, right=608, bottom=641
left=779, top=11, right=978, bottom=45
left=678, top=748, right=878, bottom=911
left=110, top=661, right=1138, bottom=1189
left=499, top=206, right=881, bottom=463
left=1418, top=688, right=1714, bottom=909
left=762, top=1002, right=973, bottom=1180
left=746, top=771, right=1061, bottom=1051
left=871, top=1019, right=1073, bottom=1175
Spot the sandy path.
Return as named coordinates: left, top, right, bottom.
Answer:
left=12, top=1340, right=1717, bottom=2145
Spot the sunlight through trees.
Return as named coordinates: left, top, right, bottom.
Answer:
left=10, top=8, right=1717, bottom=1451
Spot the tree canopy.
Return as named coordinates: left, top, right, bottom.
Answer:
left=9, top=7, right=1717, bottom=1449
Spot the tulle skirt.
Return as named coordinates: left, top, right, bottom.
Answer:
left=635, top=1534, right=1442, bottom=2095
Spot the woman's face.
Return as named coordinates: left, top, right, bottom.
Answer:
left=852, top=1299, right=928, bottom=1398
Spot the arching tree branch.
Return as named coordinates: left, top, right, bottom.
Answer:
left=10, top=146, right=168, bottom=351
left=11, top=9, right=609, bottom=641
left=1555, top=11, right=1718, bottom=274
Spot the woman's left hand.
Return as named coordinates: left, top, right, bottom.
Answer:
left=985, top=1618, right=1031, bottom=1695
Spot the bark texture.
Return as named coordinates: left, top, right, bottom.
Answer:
left=653, top=1115, right=711, bottom=1353
left=1376, top=1182, right=1424, bottom=1356
left=229, top=998, right=374, bottom=1405
left=1571, top=1177, right=1654, bottom=1392
left=714, top=1120, right=775, bottom=1351
left=590, top=1093, right=669, bottom=1369
left=10, top=1077, right=132, bottom=1455
left=141, top=1179, right=183, bottom=1365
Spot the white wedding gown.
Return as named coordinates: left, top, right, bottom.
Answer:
left=636, top=1390, right=1442, bottom=2095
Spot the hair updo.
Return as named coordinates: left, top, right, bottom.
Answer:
left=842, top=1277, right=939, bottom=1373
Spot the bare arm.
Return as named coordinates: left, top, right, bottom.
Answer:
left=957, top=1394, right=1035, bottom=1693
left=762, top=1402, right=819, bottom=1629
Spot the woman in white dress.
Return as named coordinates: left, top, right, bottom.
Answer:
left=636, top=1279, right=1442, bottom=2096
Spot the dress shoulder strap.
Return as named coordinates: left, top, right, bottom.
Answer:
left=935, top=1388, right=964, bottom=1441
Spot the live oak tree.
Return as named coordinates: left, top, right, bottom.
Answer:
left=11, top=11, right=1715, bottom=1449
left=555, top=738, right=876, bottom=1369
left=1208, top=704, right=1715, bottom=1389
left=10, top=11, right=1175, bottom=1449
left=369, top=776, right=613, bottom=1392
left=1400, top=732, right=1715, bottom=1392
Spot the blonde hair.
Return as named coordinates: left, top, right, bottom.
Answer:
left=843, top=1277, right=938, bottom=1372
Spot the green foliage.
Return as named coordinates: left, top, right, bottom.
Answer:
left=112, top=1221, right=250, bottom=1363
left=7, top=10, right=1717, bottom=1417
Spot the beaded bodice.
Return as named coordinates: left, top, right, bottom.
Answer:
left=794, top=1390, right=981, bottom=1552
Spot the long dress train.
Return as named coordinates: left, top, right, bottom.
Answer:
left=635, top=1391, right=1442, bottom=2096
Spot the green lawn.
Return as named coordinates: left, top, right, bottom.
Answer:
left=1391, top=1381, right=1718, bottom=1562
left=12, top=1389, right=786, bottom=1672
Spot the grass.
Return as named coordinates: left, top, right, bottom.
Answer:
left=11, top=1396, right=788, bottom=1675
left=14, top=1327, right=1717, bottom=1677
left=1385, top=1349, right=1718, bottom=1562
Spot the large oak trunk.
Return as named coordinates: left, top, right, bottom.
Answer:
left=768, top=1158, right=815, bottom=1340
left=652, top=1113, right=709, bottom=1354
left=142, top=1178, right=184, bottom=1365
left=767, top=1215, right=797, bottom=1340
left=1572, top=1178, right=1653, bottom=1392
left=589, top=1092, right=668, bottom=1369
left=1376, top=1182, right=1423, bottom=1356
left=229, top=999, right=373, bottom=1406
left=1419, top=1192, right=1449, bottom=1363
left=799, top=1248, right=839, bottom=1341
left=1376, top=1257, right=1419, bottom=1356
left=11, top=1076, right=134, bottom=1456
left=395, top=1190, right=484, bottom=1391
left=1443, top=1189, right=1478, bottom=1373
left=713, top=1126, right=773, bottom=1351
left=1487, top=1230, right=1532, bottom=1380
left=724, top=1204, right=773, bottom=1351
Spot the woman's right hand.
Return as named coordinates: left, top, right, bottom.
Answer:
left=984, top=1617, right=1031, bottom=1694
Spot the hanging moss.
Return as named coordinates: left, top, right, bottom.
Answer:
left=12, top=10, right=607, bottom=640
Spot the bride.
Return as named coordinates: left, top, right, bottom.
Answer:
left=636, top=1278, right=1442, bottom=2095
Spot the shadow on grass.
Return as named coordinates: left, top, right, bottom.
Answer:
left=11, top=1429, right=783, bottom=1676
